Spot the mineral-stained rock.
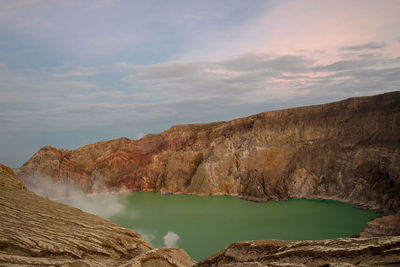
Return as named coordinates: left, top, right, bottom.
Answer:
left=2, top=164, right=400, bottom=266
left=360, top=214, right=400, bottom=237
left=0, top=164, right=195, bottom=267
left=195, top=237, right=400, bottom=267
left=17, top=92, right=400, bottom=214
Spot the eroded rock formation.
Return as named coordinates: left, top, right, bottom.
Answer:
left=2, top=163, right=400, bottom=266
left=196, top=238, right=400, bottom=267
left=0, top=164, right=195, bottom=266
left=17, top=92, right=400, bottom=214
left=361, top=214, right=400, bottom=237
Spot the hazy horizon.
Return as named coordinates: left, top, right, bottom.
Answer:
left=1, top=0, right=400, bottom=168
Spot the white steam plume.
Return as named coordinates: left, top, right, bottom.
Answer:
left=163, top=231, right=180, bottom=248
left=136, top=228, right=156, bottom=242
left=68, top=196, right=124, bottom=219
left=24, top=175, right=124, bottom=219
left=24, top=175, right=84, bottom=199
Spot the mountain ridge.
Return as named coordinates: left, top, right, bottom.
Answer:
left=17, top=91, right=400, bottom=214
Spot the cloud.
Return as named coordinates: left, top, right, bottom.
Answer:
left=1, top=0, right=399, bottom=168
left=340, top=42, right=387, bottom=51
left=220, top=54, right=315, bottom=73
left=123, top=54, right=319, bottom=104
left=2, top=50, right=399, bottom=134
left=313, top=59, right=370, bottom=72
left=52, top=71, right=97, bottom=78
left=130, top=62, right=204, bottom=80
left=163, top=231, right=180, bottom=248
left=176, top=0, right=400, bottom=62
left=43, top=81, right=96, bottom=91
left=122, top=51, right=400, bottom=106
left=0, top=1, right=270, bottom=66
left=0, top=0, right=47, bottom=14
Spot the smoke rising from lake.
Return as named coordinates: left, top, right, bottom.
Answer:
left=163, top=231, right=180, bottom=248
left=24, top=175, right=125, bottom=219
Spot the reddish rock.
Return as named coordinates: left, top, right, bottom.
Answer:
left=2, top=164, right=399, bottom=266
left=17, top=92, right=400, bottom=214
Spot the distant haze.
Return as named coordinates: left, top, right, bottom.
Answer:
left=0, top=0, right=399, bottom=167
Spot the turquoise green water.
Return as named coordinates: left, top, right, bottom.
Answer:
left=63, top=192, right=380, bottom=261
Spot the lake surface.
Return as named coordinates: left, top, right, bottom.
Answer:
left=62, top=192, right=380, bottom=261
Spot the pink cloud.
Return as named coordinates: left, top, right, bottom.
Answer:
left=181, top=0, right=400, bottom=63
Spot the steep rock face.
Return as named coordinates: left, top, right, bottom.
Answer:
left=0, top=164, right=195, bottom=266
left=195, top=237, right=400, bottom=267
left=3, top=163, right=400, bottom=266
left=17, top=92, right=400, bottom=213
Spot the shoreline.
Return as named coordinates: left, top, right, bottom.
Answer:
left=50, top=188, right=386, bottom=214
left=43, top=187, right=390, bottom=239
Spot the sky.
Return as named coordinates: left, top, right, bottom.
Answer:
left=1, top=0, right=400, bottom=168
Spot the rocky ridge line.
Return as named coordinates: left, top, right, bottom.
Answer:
left=17, top=91, right=400, bottom=215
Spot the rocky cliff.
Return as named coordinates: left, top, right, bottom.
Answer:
left=17, top=91, right=400, bottom=213
left=2, top=163, right=400, bottom=266
left=0, top=163, right=195, bottom=266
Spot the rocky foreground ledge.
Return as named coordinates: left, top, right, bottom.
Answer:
left=0, top=164, right=195, bottom=267
left=1, top=163, right=400, bottom=266
left=197, top=238, right=400, bottom=267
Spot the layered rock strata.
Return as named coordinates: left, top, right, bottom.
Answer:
left=2, top=163, right=400, bottom=266
left=17, top=92, right=400, bottom=214
left=196, top=237, right=400, bottom=267
left=0, top=164, right=195, bottom=267
left=361, top=214, right=400, bottom=237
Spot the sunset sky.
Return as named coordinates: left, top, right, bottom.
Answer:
left=1, top=0, right=400, bottom=167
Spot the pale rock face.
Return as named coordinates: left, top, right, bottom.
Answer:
left=17, top=92, right=400, bottom=214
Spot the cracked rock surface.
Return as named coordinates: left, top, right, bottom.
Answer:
left=1, top=164, right=400, bottom=266
left=196, top=237, right=400, bottom=267
left=0, top=164, right=195, bottom=267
